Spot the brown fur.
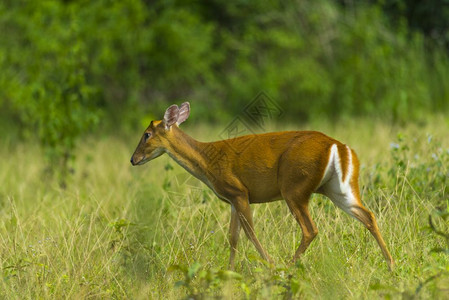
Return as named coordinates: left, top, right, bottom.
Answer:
left=130, top=103, right=394, bottom=270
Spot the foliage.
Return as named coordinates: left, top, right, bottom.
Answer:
left=1, top=0, right=449, bottom=184
left=0, top=1, right=101, bottom=185
left=373, top=0, right=449, bottom=48
left=168, top=262, right=242, bottom=299
left=0, top=0, right=448, bottom=125
left=371, top=208, right=449, bottom=299
left=168, top=259, right=308, bottom=299
left=384, top=132, right=449, bottom=207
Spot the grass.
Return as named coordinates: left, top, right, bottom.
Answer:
left=1, top=117, right=449, bottom=299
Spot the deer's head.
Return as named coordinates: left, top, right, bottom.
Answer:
left=130, top=102, right=190, bottom=166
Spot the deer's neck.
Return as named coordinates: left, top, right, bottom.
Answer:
left=165, top=127, right=212, bottom=184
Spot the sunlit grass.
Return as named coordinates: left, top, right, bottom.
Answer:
left=1, top=117, right=449, bottom=299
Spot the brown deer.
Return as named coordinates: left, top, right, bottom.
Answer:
left=130, top=102, right=394, bottom=270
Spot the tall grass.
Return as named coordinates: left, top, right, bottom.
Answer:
left=1, top=117, right=449, bottom=298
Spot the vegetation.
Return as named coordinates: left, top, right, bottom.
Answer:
left=2, top=1, right=448, bottom=124
left=1, top=0, right=449, bottom=298
left=1, top=1, right=449, bottom=178
left=1, top=118, right=449, bottom=299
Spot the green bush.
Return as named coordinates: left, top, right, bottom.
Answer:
left=1, top=1, right=448, bottom=124
left=1, top=0, right=449, bottom=184
left=0, top=1, right=102, bottom=185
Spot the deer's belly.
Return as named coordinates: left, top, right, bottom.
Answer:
left=247, top=181, right=282, bottom=203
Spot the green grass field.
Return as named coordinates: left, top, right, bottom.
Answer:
left=1, top=117, right=449, bottom=299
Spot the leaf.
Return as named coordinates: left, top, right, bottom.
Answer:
left=434, top=210, right=449, bottom=220
left=430, top=247, right=449, bottom=255
left=174, top=280, right=186, bottom=288
left=197, top=270, right=207, bottom=280
left=109, top=219, right=136, bottom=234
left=290, top=278, right=300, bottom=295
left=294, top=260, right=305, bottom=271
left=9, top=215, right=17, bottom=228
left=167, top=264, right=188, bottom=274
left=164, top=163, right=174, bottom=171
left=369, top=282, right=399, bottom=292
left=240, top=283, right=251, bottom=298
left=187, top=262, right=201, bottom=279
left=217, top=270, right=243, bottom=281
left=428, top=215, right=449, bottom=241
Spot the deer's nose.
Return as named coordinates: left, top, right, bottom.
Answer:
left=130, top=157, right=134, bottom=165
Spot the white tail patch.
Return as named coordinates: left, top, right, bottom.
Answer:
left=344, top=145, right=353, bottom=185
left=319, top=144, right=357, bottom=212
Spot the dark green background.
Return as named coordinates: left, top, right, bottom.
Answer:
left=1, top=0, right=448, bottom=178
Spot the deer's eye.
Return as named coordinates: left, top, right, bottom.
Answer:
left=144, top=132, right=151, bottom=140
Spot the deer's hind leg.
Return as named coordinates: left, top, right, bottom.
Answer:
left=324, top=187, right=394, bottom=270
left=282, top=181, right=319, bottom=263
left=321, top=146, right=394, bottom=270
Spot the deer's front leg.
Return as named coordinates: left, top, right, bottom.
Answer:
left=233, top=197, right=273, bottom=265
left=228, top=205, right=241, bottom=270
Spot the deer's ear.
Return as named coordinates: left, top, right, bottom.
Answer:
left=177, top=102, right=190, bottom=126
left=163, top=104, right=179, bottom=129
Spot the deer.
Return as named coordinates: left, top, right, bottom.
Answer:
left=130, top=102, right=394, bottom=271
